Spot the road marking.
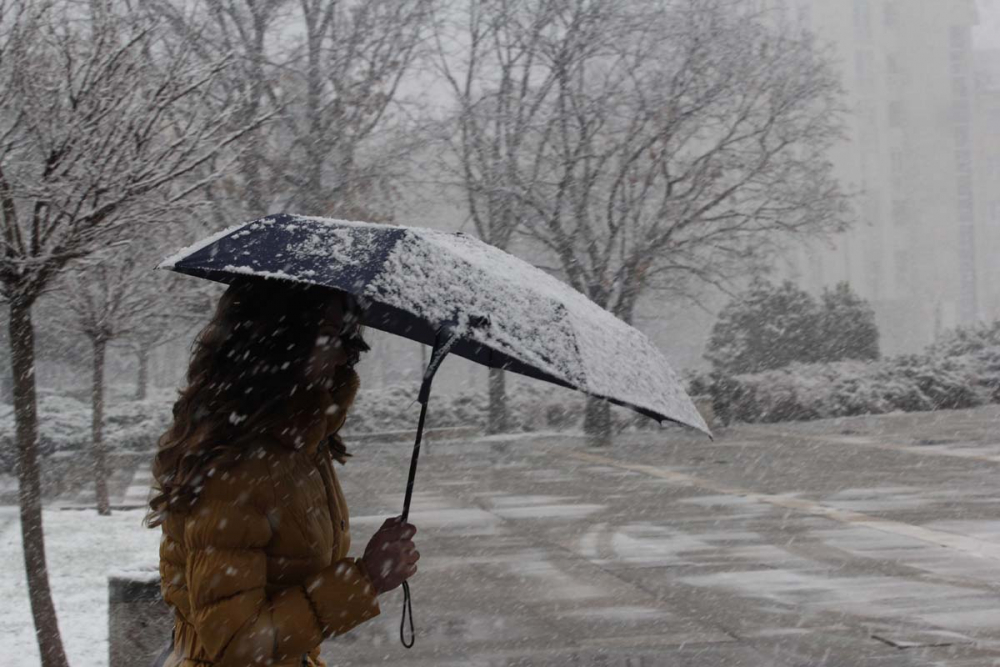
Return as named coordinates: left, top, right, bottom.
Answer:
left=565, top=449, right=1000, bottom=562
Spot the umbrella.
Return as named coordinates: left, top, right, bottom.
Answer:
left=158, top=213, right=711, bottom=645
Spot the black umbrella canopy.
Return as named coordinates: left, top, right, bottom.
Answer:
left=159, top=213, right=709, bottom=435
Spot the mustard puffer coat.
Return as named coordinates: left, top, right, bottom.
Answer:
left=158, top=369, right=380, bottom=667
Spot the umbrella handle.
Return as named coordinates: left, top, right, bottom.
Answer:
left=398, top=325, right=459, bottom=649
left=398, top=317, right=490, bottom=648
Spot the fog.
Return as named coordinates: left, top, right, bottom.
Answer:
left=6, top=1, right=1000, bottom=666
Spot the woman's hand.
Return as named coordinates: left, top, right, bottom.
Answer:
left=360, top=516, right=419, bottom=595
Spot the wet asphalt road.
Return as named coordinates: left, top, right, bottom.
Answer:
left=325, top=406, right=1000, bottom=666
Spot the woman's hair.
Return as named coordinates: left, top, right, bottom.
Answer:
left=145, top=279, right=368, bottom=528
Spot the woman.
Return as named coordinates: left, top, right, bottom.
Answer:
left=146, top=279, right=418, bottom=667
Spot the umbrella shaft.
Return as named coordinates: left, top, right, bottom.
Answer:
left=401, top=400, right=429, bottom=523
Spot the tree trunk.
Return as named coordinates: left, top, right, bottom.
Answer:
left=486, top=367, right=509, bottom=434
left=9, top=298, right=70, bottom=667
left=379, top=340, right=389, bottom=388
left=92, top=337, right=111, bottom=516
left=241, top=11, right=268, bottom=213
left=302, top=4, right=325, bottom=214
left=583, top=395, right=612, bottom=447
left=134, top=344, right=148, bottom=401
left=581, top=289, right=642, bottom=446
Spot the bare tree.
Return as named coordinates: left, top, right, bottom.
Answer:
left=0, top=1, right=259, bottom=663
left=282, top=0, right=433, bottom=216
left=50, top=241, right=196, bottom=516
left=442, top=0, right=850, bottom=445
left=149, top=0, right=291, bottom=217
left=150, top=0, right=435, bottom=222
left=435, top=0, right=562, bottom=433
left=124, top=308, right=195, bottom=401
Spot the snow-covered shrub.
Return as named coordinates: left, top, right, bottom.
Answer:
left=685, top=370, right=714, bottom=399
left=706, top=279, right=822, bottom=375
left=448, top=391, right=489, bottom=428
left=816, top=282, right=880, bottom=363
left=707, top=365, right=818, bottom=424
left=544, top=402, right=584, bottom=429
left=609, top=405, right=661, bottom=432
left=885, top=354, right=985, bottom=411
left=506, top=386, right=545, bottom=432
left=830, top=364, right=929, bottom=416
left=344, top=380, right=588, bottom=434
left=345, top=382, right=491, bottom=434
left=0, top=389, right=174, bottom=472
left=966, top=347, right=1000, bottom=402
left=345, top=383, right=418, bottom=433
left=930, top=321, right=1000, bottom=357
left=507, top=382, right=583, bottom=432
left=704, top=349, right=990, bottom=426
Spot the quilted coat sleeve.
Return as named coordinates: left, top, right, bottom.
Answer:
left=183, top=458, right=380, bottom=666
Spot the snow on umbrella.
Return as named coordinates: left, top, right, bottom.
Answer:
left=158, top=212, right=711, bottom=644
left=160, top=213, right=708, bottom=433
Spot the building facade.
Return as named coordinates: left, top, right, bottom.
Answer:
left=781, top=0, right=993, bottom=353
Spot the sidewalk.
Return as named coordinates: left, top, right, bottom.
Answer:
left=322, top=410, right=1000, bottom=665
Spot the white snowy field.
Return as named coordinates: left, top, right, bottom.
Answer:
left=0, top=507, right=161, bottom=667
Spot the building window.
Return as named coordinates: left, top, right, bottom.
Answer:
left=854, top=0, right=872, bottom=39
left=890, top=149, right=904, bottom=186
left=952, top=76, right=969, bottom=100
left=955, top=147, right=972, bottom=176
left=950, top=25, right=970, bottom=51
left=957, top=172, right=973, bottom=194
left=888, top=100, right=904, bottom=128
left=957, top=193, right=974, bottom=222
left=892, top=199, right=908, bottom=226
left=954, top=121, right=971, bottom=146
left=988, top=156, right=1000, bottom=179
left=894, top=249, right=909, bottom=294
left=856, top=50, right=874, bottom=87
left=884, top=1, right=897, bottom=28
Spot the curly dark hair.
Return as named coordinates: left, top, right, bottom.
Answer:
left=145, top=279, right=369, bottom=528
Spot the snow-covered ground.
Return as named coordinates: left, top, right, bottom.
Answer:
left=0, top=508, right=160, bottom=667
left=10, top=407, right=1000, bottom=665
